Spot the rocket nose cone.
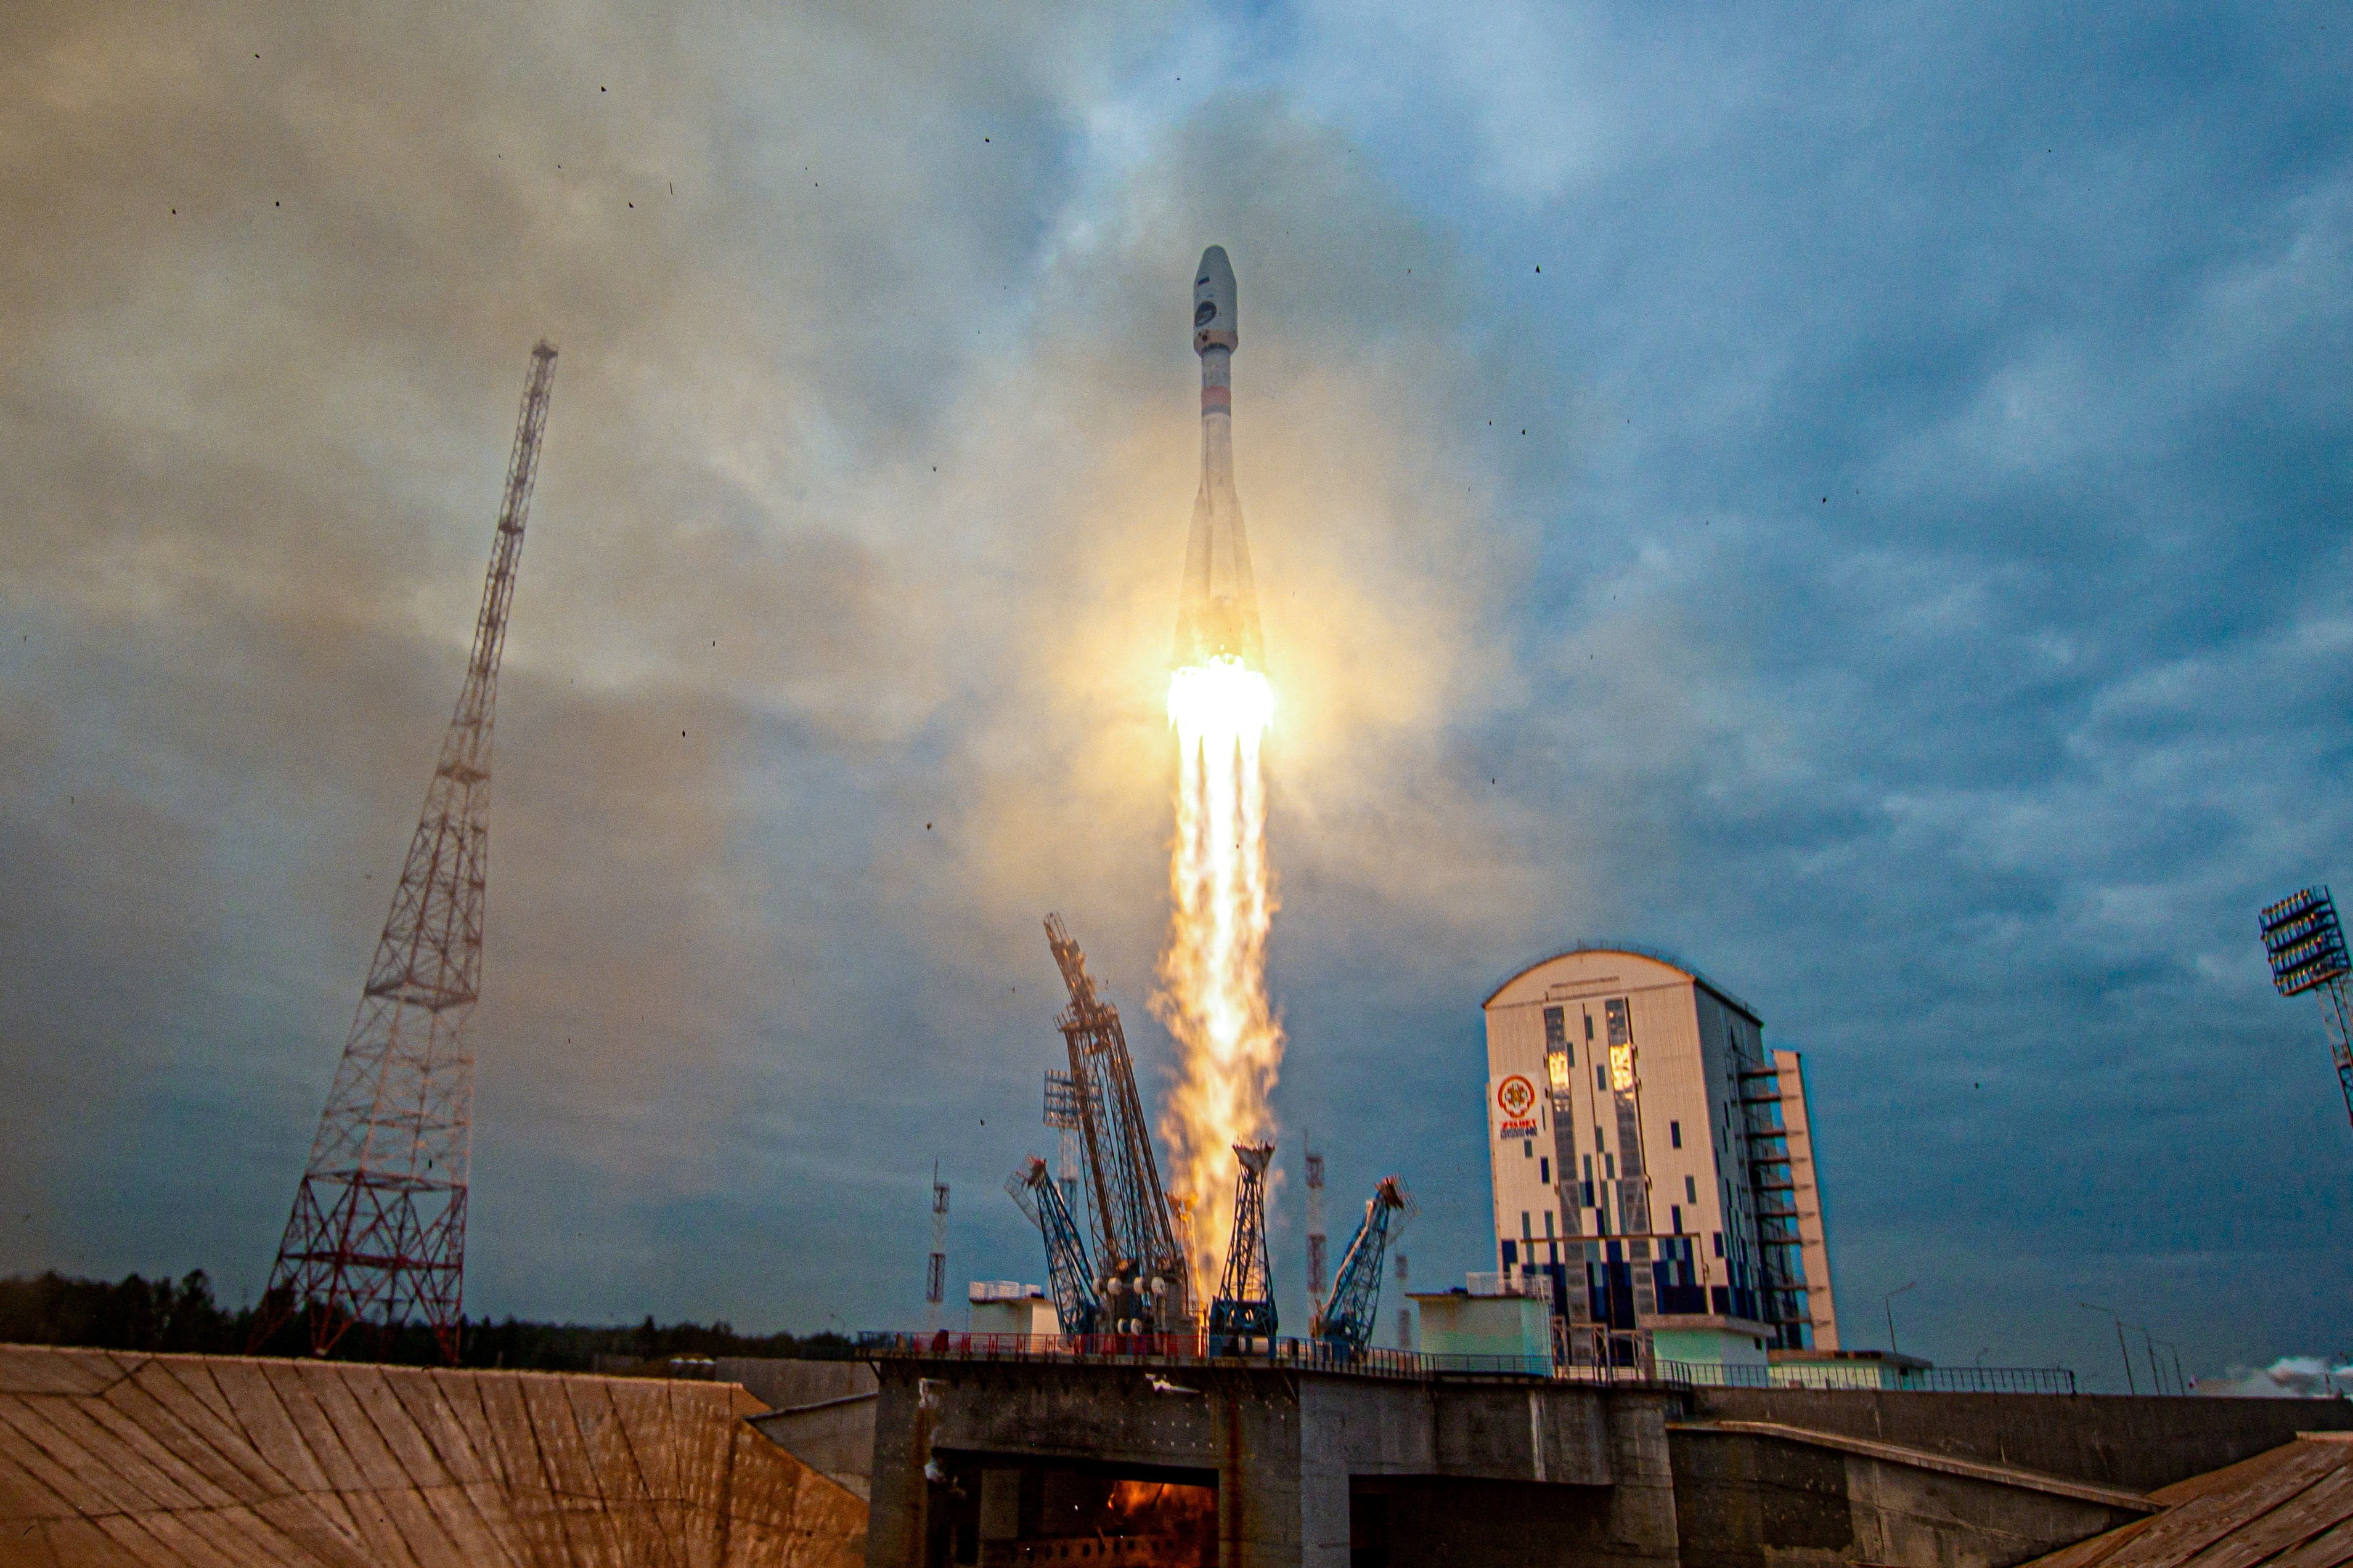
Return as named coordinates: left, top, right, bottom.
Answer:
left=1194, top=245, right=1238, bottom=354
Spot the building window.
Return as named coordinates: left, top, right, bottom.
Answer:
left=1594, top=1125, right=1604, bottom=1152
left=1521, top=1212, right=1531, bottom=1240
left=1582, top=1155, right=1592, bottom=1182
left=1539, top=1157, right=1551, bottom=1184
left=1604, top=1153, right=1616, bottom=1180
left=1712, top=1232, right=1724, bottom=1258
left=1585, top=1013, right=1595, bottom=1041
left=1596, top=1063, right=1608, bottom=1092
left=1671, top=1205, right=1682, bottom=1234
left=1544, top=1006, right=1565, bottom=1048
left=1670, top=1120, right=1682, bottom=1148
left=1544, top=1210, right=1555, bottom=1238
left=1685, top=1175, right=1697, bottom=1203
left=1522, top=1138, right=1533, bottom=1160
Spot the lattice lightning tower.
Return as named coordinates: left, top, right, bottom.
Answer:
left=927, top=1161, right=950, bottom=1330
left=1304, top=1136, right=1327, bottom=1321
left=256, top=342, right=557, bottom=1362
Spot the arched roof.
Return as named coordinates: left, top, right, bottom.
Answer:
left=1482, top=940, right=1760, bottom=1023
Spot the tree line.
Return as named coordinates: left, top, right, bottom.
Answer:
left=0, top=1270, right=856, bottom=1370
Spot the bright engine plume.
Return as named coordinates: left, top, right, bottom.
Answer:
left=1155, top=246, right=1284, bottom=1296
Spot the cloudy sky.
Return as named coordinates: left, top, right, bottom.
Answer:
left=6, top=2, right=2352, bottom=1387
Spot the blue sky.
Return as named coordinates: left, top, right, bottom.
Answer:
left=4, top=2, right=2352, bottom=1388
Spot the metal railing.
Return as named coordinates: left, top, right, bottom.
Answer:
left=854, top=1331, right=2075, bottom=1393
left=859, top=1331, right=1571, bottom=1381
left=1661, top=1360, right=2078, bottom=1394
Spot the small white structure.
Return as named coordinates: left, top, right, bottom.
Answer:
left=1767, top=1349, right=1931, bottom=1389
left=967, top=1282, right=1056, bottom=1337
left=1411, top=1278, right=1551, bottom=1372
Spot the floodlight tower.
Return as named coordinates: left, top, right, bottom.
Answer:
left=2259, top=887, right=2353, bottom=1131
left=1044, top=1069, right=1090, bottom=1216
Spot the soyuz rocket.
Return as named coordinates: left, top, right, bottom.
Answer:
left=1175, top=246, right=1265, bottom=670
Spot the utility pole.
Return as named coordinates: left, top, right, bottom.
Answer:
left=1882, top=1280, right=1917, bottom=1357
left=2080, top=1304, right=2137, bottom=1394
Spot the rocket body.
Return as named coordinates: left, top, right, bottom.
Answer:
left=1175, top=246, right=1264, bottom=669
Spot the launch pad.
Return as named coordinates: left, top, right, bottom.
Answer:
left=855, top=1341, right=2353, bottom=1568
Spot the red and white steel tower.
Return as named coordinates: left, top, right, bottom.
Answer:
left=256, top=341, right=558, bottom=1362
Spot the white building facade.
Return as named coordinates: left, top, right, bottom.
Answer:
left=1482, top=946, right=1840, bottom=1360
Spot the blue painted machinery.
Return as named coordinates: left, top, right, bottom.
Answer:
left=1312, top=1176, right=1413, bottom=1354
left=1006, top=1155, right=1099, bottom=1336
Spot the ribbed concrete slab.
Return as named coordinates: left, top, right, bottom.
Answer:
left=0, top=1345, right=867, bottom=1567
left=2030, top=1435, right=2353, bottom=1568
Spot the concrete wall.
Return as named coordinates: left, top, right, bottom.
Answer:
left=865, top=1359, right=1655, bottom=1568
left=866, top=1357, right=2353, bottom=1568
left=1671, top=1427, right=2150, bottom=1568
left=1687, top=1387, right=2353, bottom=1492
left=727, top=1358, right=881, bottom=1498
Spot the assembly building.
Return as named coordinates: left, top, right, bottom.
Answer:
left=1479, top=944, right=1839, bottom=1367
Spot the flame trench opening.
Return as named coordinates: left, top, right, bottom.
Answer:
left=1156, top=655, right=1282, bottom=1295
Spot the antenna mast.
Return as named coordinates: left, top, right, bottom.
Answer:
left=255, top=342, right=557, bottom=1362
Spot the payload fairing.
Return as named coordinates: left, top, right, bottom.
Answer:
left=1175, top=246, right=1265, bottom=670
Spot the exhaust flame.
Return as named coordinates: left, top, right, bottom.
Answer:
left=1156, top=655, right=1282, bottom=1296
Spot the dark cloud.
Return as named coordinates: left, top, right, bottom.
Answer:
left=6, top=1, right=2352, bottom=1384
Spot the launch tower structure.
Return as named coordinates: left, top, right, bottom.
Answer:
left=2261, top=886, right=2353, bottom=1132
left=1207, top=1142, right=1276, bottom=1352
left=257, top=341, right=557, bottom=1362
left=1044, top=914, right=1194, bottom=1333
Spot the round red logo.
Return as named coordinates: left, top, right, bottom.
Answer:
left=1496, top=1074, right=1537, bottom=1120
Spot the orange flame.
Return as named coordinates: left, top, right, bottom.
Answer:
left=1155, top=656, right=1281, bottom=1300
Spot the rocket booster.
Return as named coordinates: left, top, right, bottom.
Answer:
left=1175, top=245, right=1265, bottom=669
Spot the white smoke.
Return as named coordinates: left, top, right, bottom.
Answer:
left=2195, top=1357, right=2353, bottom=1399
